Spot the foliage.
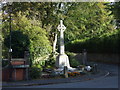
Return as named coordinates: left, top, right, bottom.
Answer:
left=2, top=59, right=9, bottom=67
left=68, top=72, right=81, bottom=77
left=2, top=12, right=52, bottom=65
left=45, top=53, right=56, bottom=68
left=32, top=60, right=45, bottom=71
left=70, top=58, right=80, bottom=68
left=29, top=67, right=42, bottom=79
left=4, top=30, right=30, bottom=58
left=66, top=52, right=80, bottom=67
left=64, top=2, right=115, bottom=43
left=0, top=24, right=2, bottom=44
left=2, top=2, right=62, bottom=45
left=66, top=30, right=119, bottom=53
left=2, top=2, right=119, bottom=68
left=110, top=2, right=120, bottom=28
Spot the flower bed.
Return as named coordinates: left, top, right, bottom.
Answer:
left=68, top=72, right=84, bottom=77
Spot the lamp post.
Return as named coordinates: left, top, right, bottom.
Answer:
left=8, top=2, right=13, bottom=81
left=8, top=2, right=13, bottom=63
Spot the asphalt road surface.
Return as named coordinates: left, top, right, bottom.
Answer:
left=4, top=63, right=119, bottom=88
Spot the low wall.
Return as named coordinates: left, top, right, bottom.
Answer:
left=72, top=53, right=119, bottom=64
left=2, top=68, right=25, bottom=81
left=87, top=53, right=120, bottom=64
left=2, top=58, right=28, bottom=81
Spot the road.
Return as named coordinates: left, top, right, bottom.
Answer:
left=4, top=63, right=119, bottom=88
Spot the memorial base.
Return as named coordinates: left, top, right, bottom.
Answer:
left=55, top=54, right=76, bottom=71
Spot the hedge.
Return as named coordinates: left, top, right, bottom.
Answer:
left=66, top=30, right=120, bottom=54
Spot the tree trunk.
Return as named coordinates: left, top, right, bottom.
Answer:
left=53, top=33, right=57, bottom=54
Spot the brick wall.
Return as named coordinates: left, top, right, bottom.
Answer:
left=2, top=58, right=27, bottom=81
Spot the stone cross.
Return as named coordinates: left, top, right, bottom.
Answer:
left=57, top=20, right=66, bottom=55
left=56, top=20, right=74, bottom=70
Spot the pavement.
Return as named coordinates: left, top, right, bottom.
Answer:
left=2, top=64, right=110, bottom=88
left=16, top=74, right=118, bottom=88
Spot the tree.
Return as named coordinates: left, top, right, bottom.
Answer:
left=2, top=2, right=60, bottom=54
left=2, top=12, right=52, bottom=65
left=4, top=30, right=30, bottom=58
left=2, top=2, right=117, bottom=58
left=64, top=2, right=115, bottom=43
left=2, top=2, right=70, bottom=55
left=110, top=2, right=120, bottom=28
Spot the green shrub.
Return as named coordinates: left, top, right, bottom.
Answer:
left=29, top=67, right=42, bottom=79
left=44, top=53, right=56, bottom=68
left=2, top=59, right=9, bottom=67
left=66, top=52, right=80, bottom=67
left=69, top=58, right=80, bottom=68
left=66, top=52, right=77, bottom=57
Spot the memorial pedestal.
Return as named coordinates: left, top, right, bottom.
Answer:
left=56, top=54, right=70, bottom=68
